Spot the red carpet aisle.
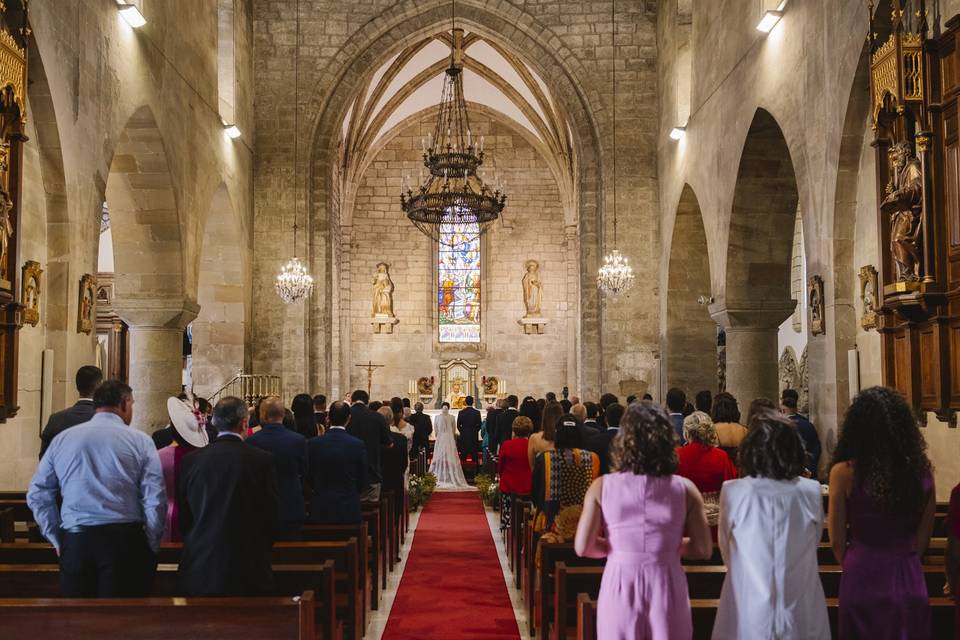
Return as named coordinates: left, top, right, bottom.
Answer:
left=381, top=492, right=521, bottom=639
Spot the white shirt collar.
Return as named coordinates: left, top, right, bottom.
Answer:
left=329, top=425, right=346, bottom=430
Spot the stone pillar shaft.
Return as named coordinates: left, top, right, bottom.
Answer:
left=724, top=326, right=781, bottom=406
left=127, top=327, right=185, bottom=433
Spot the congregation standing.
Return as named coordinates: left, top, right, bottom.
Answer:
left=19, top=364, right=960, bottom=639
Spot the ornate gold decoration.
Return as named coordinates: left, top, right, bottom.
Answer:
left=870, top=31, right=924, bottom=127
left=20, top=259, right=39, bottom=326
left=858, top=265, right=879, bottom=330
left=0, top=24, right=25, bottom=122
left=76, top=274, right=96, bottom=335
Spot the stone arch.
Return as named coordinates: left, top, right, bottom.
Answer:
left=191, top=183, right=246, bottom=397
left=665, top=184, right=716, bottom=395
left=302, top=0, right=605, bottom=396
left=105, top=105, right=186, bottom=302
left=713, top=108, right=799, bottom=405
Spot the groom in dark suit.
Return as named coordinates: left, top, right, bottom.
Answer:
left=457, top=396, right=482, bottom=475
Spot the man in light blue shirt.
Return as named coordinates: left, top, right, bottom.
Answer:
left=27, top=380, right=166, bottom=597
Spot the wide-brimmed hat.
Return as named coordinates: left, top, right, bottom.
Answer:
left=167, top=397, right=208, bottom=448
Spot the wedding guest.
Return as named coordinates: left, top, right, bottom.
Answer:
left=666, top=387, right=687, bottom=444
left=711, top=392, right=748, bottom=458
left=828, top=387, right=935, bottom=639
left=528, top=401, right=561, bottom=469
left=348, top=389, right=394, bottom=501
left=519, top=397, right=541, bottom=433
left=713, top=414, right=829, bottom=639
left=531, top=415, right=599, bottom=534
left=408, top=402, right=432, bottom=455
left=694, top=390, right=712, bottom=414
left=676, top=411, right=737, bottom=532
left=39, top=365, right=102, bottom=458
left=313, top=394, right=327, bottom=430
left=781, top=388, right=821, bottom=477
left=159, top=396, right=209, bottom=542
left=575, top=401, right=711, bottom=639
left=308, top=401, right=367, bottom=524
left=744, top=397, right=776, bottom=431
left=497, top=416, right=533, bottom=530
left=947, top=475, right=960, bottom=638
left=291, top=393, right=319, bottom=439
left=493, top=395, right=519, bottom=455
left=591, top=402, right=624, bottom=474
left=28, top=381, right=165, bottom=597
left=177, top=397, right=279, bottom=596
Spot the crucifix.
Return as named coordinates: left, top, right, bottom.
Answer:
left=355, top=361, right=385, bottom=396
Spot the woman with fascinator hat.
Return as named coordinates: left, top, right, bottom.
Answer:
left=158, top=396, right=209, bottom=542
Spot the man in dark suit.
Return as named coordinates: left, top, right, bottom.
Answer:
left=781, top=389, right=822, bottom=478
left=588, top=402, right=624, bottom=474
left=485, top=399, right=503, bottom=454
left=307, top=401, right=367, bottom=524
left=457, top=395, right=482, bottom=474
left=494, top=395, right=520, bottom=456
left=347, top=389, right=393, bottom=502
left=39, top=366, right=102, bottom=458
left=246, top=396, right=308, bottom=539
left=177, top=397, right=279, bottom=596
left=408, top=402, right=432, bottom=454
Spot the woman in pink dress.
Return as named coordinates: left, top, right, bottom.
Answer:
left=575, top=401, right=712, bottom=640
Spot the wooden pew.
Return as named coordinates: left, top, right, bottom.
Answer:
left=0, top=541, right=362, bottom=640
left=575, top=593, right=596, bottom=640
left=361, top=503, right=387, bottom=592
left=302, top=522, right=373, bottom=613
left=0, top=592, right=318, bottom=640
left=0, top=563, right=339, bottom=639
left=0, top=508, right=13, bottom=543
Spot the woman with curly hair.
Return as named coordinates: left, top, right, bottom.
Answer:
left=575, top=402, right=711, bottom=640
left=712, top=413, right=829, bottom=639
left=828, top=386, right=935, bottom=639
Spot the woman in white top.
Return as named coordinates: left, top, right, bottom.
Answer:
left=430, top=402, right=470, bottom=490
left=712, top=411, right=829, bottom=640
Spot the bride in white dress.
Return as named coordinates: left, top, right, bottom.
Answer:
left=429, top=403, right=471, bottom=490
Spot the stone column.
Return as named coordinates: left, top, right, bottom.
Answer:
left=113, top=299, right=199, bottom=434
left=710, top=299, right=795, bottom=408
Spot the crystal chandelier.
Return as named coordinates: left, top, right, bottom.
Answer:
left=275, top=0, right=314, bottom=304
left=597, top=0, right=635, bottom=296
left=400, top=4, right=506, bottom=245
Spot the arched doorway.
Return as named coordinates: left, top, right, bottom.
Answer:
left=714, top=108, right=799, bottom=406
left=191, top=183, right=246, bottom=398
left=665, top=184, right=716, bottom=396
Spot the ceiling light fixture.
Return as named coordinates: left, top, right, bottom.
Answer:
left=117, top=4, right=146, bottom=28
left=670, top=126, right=686, bottom=141
left=223, top=124, right=241, bottom=139
left=756, top=10, right=783, bottom=33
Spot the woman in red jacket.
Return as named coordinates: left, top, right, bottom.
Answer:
left=497, top=416, right=534, bottom=531
left=676, top=410, right=737, bottom=536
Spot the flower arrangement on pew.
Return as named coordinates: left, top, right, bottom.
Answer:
left=474, top=473, right=500, bottom=508
left=409, top=472, right=438, bottom=510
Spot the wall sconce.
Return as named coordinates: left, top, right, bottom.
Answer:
left=223, top=124, right=242, bottom=139
left=669, top=126, right=686, bottom=141
left=116, top=2, right=146, bottom=28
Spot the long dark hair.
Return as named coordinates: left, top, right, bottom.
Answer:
left=833, top=386, right=931, bottom=513
left=738, top=412, right=806, bottom=480
left=291, top=393, right=318, bottom=438
left=540, top=401, right=563, bottom=442
left=554, top=414, right=584, bottom=450
left=519, top=398, right=541, bottom=432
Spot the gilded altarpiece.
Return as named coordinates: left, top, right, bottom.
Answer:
left=0, top=3, right=28, bottom=422
left=868, top=2, right=960, bottom=421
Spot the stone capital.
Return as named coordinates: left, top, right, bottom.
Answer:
left=112, top=297, right=200, bottom=329
left=708, top=297, right=796, bottom=331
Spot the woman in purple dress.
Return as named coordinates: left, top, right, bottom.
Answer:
left=828, top=386, right=936, bottom=639
left=575, top=402, right=712, bottom=640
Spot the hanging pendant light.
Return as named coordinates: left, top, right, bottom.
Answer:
left=275, top=0, right=314, bottom=304
left=400, top=0, right=506, bottom=245
left=597, top=0, right=635, bottom=296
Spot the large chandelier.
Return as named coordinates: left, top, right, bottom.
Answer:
left=400, top=7, right=506, bottom=244
left=275, top=0, right=314, bottom=304
left=597, top=0, right=635, bottom=296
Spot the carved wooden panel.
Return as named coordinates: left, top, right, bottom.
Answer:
left=892, top=330, right=914, bottom=405
left=946, top=143, right=960, bottom=250
left=951, top=322, right=960, bottom=404
left=918, top=326, right=940, bottom=407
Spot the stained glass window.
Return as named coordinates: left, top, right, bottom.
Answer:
left=438, top=221, right=481, bottom=343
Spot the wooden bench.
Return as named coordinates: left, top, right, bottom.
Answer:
left=0, top=592, right=318, bottom=640
left=0, top=563, right=339, bottom=639
left=361, top=503, right=388, bottom=592
left=0, top=508, right=13, bottom=543
left=0, top=540, right=361, bottom=640
left=302, top=522, right=373, bottom=613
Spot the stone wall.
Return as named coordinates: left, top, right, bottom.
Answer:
left=251, top=0, right=661, bottom=400
left=345, top=111, right=571, bottom=399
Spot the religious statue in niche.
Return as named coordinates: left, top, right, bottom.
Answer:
left=371, top=262, right=398, bottom=334
left=482, top=375, right=500, bottom=397
left=0, top=183, right=13, bottom=289
left=20, top=260, right=40, bottom=327
left=77, top=274, right=96, bottom=335
left=858, top=265, right=879, bottom=330
left=446, top=377, right=468, bottom=410
left=808, top=275, right=825, bottom=336
left=518, top=259, right=548, bottom=334
left=416, top=376, right=435, bottom=398
left=881, top=142, right=924, bottom=282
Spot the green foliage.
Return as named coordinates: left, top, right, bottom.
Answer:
left=409, top=472, right=438, bottom=510
left=474, top=472, right=500, bottom=508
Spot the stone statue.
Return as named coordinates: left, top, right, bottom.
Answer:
left=371, top=262, right=395, bottom=317
left=881, top=142, right=923, bottom=282
left=808, top=276, right=825, bottom=336
left=521, top=260, right=542, bottom=317
left=859, top=265, right=879, bottom=330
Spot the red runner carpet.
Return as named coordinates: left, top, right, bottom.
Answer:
left=381, top=491, right=521, bottom=639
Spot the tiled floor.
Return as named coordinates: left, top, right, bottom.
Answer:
left=365, top=502, right=529, bottom=639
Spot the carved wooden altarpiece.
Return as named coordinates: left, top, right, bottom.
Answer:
left=868, top=1, right=960, bottom=422
left=0, top=3, right=29, bottom=422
